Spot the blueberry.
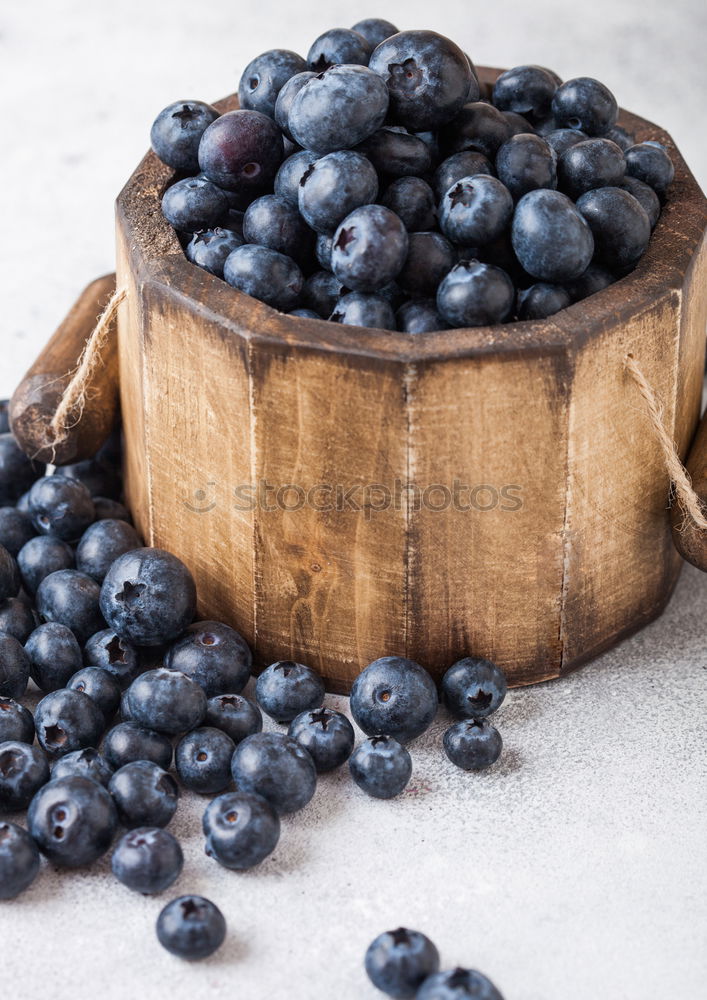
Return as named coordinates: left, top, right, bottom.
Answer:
left=511, top=189, right=594, bottom=282
left=398, top=232, right=455, bottom=298
left=501, top=111, right=536, bottom=137
left=198, top=109, right=284, bottom=194
left=625, top=141, right=675, bottom=198
left=0, top=542, right=20, bottom=601
left=315, top=233, right=333, bottom=270
left=517, top=283, right=571, bottom=320
left=150, top=100, right=220, bottom=172
left=28, top=474, right=93, bottom=540
left=186, top=227, right=244, bottom=278
left=68, top=666, right=121, bottom=721
left=52, top=747, right=114, bottom=787
left=112, top=826, right=183, bottom=894
left=100, top=547, right=196, bottom=647
left=0, top=596, right=35, bottom=643
left=606, top=123, right=636, bottom=151
left=439, top=175, right=514, bottom=248
left=306, top=28, right=371, bottom=71
left=93, top=496, right=130, bottom=522
left=380, top=177, right=436, bottom=232
left=126, top=667, right=206, bottom=735
left=34, top=688, right=105, bottom=757
left=288, top=65, right=389, bottom=154
left=621, top=176, right=661, bottom=229
left=302, top=270, right=348, bottom=317
left=298, top=151, right=379, bottom=235
left=165, top=620, right=251, bottom=697
left=543, top=127, right=588, bottom=157
left=84, top=628, right=140, bottom=687
left=432, top=152, right=495, bottom=201
left=255, top=660, right=325, bottom=723
left=61, top=457, right=122, bottom=501
left=0, top=697, right=34, bottom=743
left=239, top=49, right=307, bottom=117
left=28, top=774, right=117, bottom=866
left=369, top=30, right=474, bottom=130
left=0, top=821, right=40, bottom=898
left=349, top=735, right=411, bottom=799
left=204, top=693, right=262, bottom=745
left=557, top=137, right=625, bottom=199
left=175, top=727, right=235, bottom=795
left=223, top=244, right=304, bottom=312
left=203, top=790, right=280, bottom=871
left=441, top=657, right=507, bottom=718
left=288, top=708, right=354, bottom=772
left=396, top=299, right=447, bottom=334
left=17, top=534, right=74, bottom=595
left=332, top=205, right=409, bottom=293
left=156, top=895, right=226, bottom=960
left=37, top=568, right=104, bottom=643
left=0, top=507, right=35, bottom=557
left=162, top=176, right=229, bottom=233
left=75, top=518, right=141, bottom=585
left=563, top=262, right=616, bottom=302
left=274, top=149, right=319, bottom=208
left=578, top=186, right=652, bottom=271
left=230, top=731, right=316, bottom=814
left=0, top=632, right=30, bottom=699
left=365, top=927, right=440, bottom=998
left=417, top=967, right=505, bottom=999
left=330, top=292, right=397, bottom=331
left=495, top=134, right=557, bottom=201
left=109, top=760, right=178, bottom=828
left=103, top=721, right=173, bottom=771
left=357, top=128, right=432, bottom=178
left=0, top=433, right=43, bottom=505
left=437, top=260, right=514, bottom=328
left=274, top=72, right=317, bottom=141
left=440, top=103, right=512, bottom=160
left=0, top=740, right=49, bottom=809
left=443, top=718, right=502, bottom=770
left=492, top=65, right=558, bottom=123
left=25, top=621, right=82, bottom=692
left=551, top=77, right=618, bottom=136
left=350, top=656, right=437, bottom=744
left=351, top=18, right=398, bottom=48
left=243, top=194, right=314, bottom=265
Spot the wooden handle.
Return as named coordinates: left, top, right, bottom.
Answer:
left=672, top=408, right=707, bottom=570
left=9, top=274, right=119, bottom=466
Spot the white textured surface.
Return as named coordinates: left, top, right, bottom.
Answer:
left=1, top=1, right=707, bottom=998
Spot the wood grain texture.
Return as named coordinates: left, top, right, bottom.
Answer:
left=114, top=69, right=707, bottom=691
left=9, top=274, right=118, bottom=465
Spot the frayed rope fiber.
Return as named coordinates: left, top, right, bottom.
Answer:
left=625, top=353, right=707, bottom=531
left=49, top=286, right=127, bottom=446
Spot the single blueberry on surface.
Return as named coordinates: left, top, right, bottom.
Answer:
left=112, top=826, right=183, bottom=895
left=255, top=660, right=325, bottom=723
left=205, top=693, right=262, bottom=745
left=0, top=507, right=35, bottom=557
left=186, top=227, right=243, bottom=278
left=576, top=187, right=651, bottom=270
left=417, top=967, right=505, bottom=1000
left=109, top=760, right=179, bottom=829
left=492, top=65, right=558, bottom=123
left=0, top=632, right=30, bottom=699
left=350, top=656, right=437, bottom=744
left=439, top=175, right=514, bottom=247
left=349, top=735, right=412, bottom=799
left=68, top=666, right=122, bottom=721
left=25, top=622, right=82, bottom=692
left=306, top=28, right=371, bottom=71
left=151, top=100, right=220, bottom=172
left=34, top=688, right=105, bottom=757
left=126, top=667, right=207, bottom=735
left=230, top=731, right=317, bottom=815
left=511, top=189, right=594, bottom=282
left=298, top=151, right=379, bottom=235
left=198, top=109, right=284, bottom=194
left=288, top=65, right=389, bottom=154
left=517, top=283, right=571, bottom=320
left=223, top=244, right=304, bottom=312
left=28, top=775, right=117, bottom=867
left=52, top=747, right=114, bottom=787
left=398, top=232, right=455, bottom=298
left=238, top=49, right=308, bottom=117
left=103, top=721, right=173, bottom=771
left=0, top=696, right=34, bottom=744
left=331, top=205, right=409, bottom=293
left=156, top=895, right=226, bottom=961
left=365, top=927, right=440, bottom=998
left=0, top=821, right=40, bottom=898
left=100, top=547, right=196, bottom=647
left=442, top=657, right=507, bottom=718
left=551, top=77, right=618, bottom=136
left=288, top=708, right=355, bottom=772
left=175, top=727, right=235, bottom=795
left=625, top=141, right=675, bottom=197
left=161, top=176, right=230, bottom=234
left=84, top=628, right=140, bottom=687
left=203, top=790, right=280, bottom=870
left=36, top=568, right=104, bottom=643
left=437, top=260, right=515, bottom=328
left=0, top=741, right=50, bottom=810
left=443, top=719, right=503, bottom=771
left=329, top=292, right=397, bottom=331
left=165, top=620, right=252, bottom=697
left=17, top=534, right=74, bottom=596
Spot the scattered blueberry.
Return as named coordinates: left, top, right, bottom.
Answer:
left=112, top=826, right=184, bottom=894
left=0, top=821, right=40, bottom=898
left=274, top=72, right=317, bottom=141
left=203, top=790, right=280, bottom=869
left=0, top=741, right=49, bottom=809
left=103, top=721, right=173, bottom=771
left=52, top=747, right=115, bottom=787
left=25, top=621, right=82, bottom=692
left=156, top=895, right=226, bottom=960
left=17, top=534, right=75, bottom=596
left=165, top=620, right=252, bottom=697
left=365, top=927, right=440, bottom=998
left=357, top=127, right=432, bottom=179
left=255, top=660, right=325, bottom=723
left=288, top=707, right=355, bottom=772
left=443, top=719, right=503, bottom=771
left=109, top=760, right=179, bottom=829
left=350, top=656, right=437, bottom=745
left=68, top=666, right=122, bottom=721
left=230, top=731, right=317, bottom=814
left=557, top=137, right=625, bottom=198
left=543, top=128, right=588, bottom=157
left=36, top=568, right=105, bottom=643
left=417, top=967, right=505, bottom=999
left=126, top=667, right=207, bottom=735
left=495, top=134, right=557, bottom=201
left=0, top=696, right=34, bottom=744
left=34, top=688, right=105, bottom=757
left=439, top=175, right=514, bottom=247
left=175, top=726, right=235, bottom=794
left=432, top=151, right=494, bottom=200
left=61, top=456, right=122, bottom=501
left=204, top=693, right=263, bottom=744
left=349, top=735, right=412, bottom=799
left=28, top=774, right=117, bottom=867
left=83, top=628, right=140, bottom=687
left=441, top=657, right=507, bottom=718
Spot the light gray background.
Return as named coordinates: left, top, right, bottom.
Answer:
left=1, top=1, right=706, bottom=998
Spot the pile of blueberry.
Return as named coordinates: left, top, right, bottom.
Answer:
left=151, top=19, right=675, bottom=332
left=0, top=403, right=508, bottom=974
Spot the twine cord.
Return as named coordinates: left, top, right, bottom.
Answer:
left=624, top=353, right=707, bottom=531
left=49, top=286, right=126, bottom=445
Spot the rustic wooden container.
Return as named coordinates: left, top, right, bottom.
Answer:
left=113, top=67, right=707, bottom=692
